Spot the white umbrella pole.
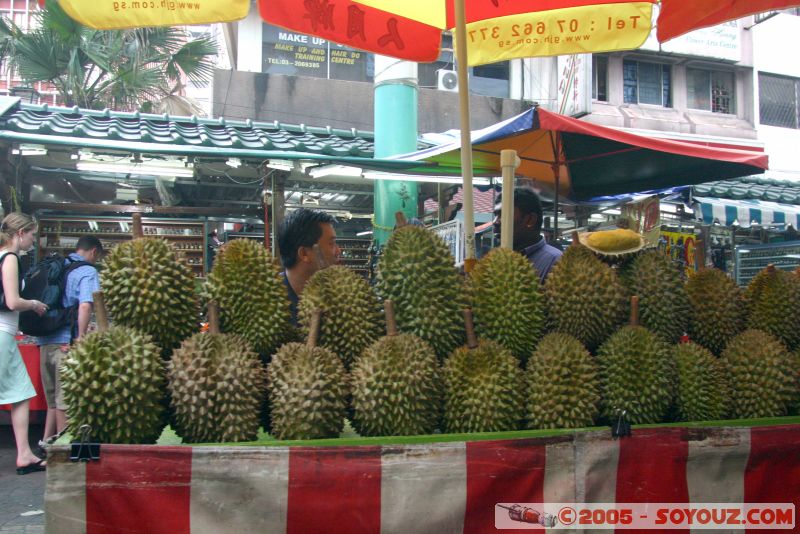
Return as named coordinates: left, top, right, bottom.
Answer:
left=500, top=149, right=520, bottom=249
left=454, top=0, right=476, bottom=271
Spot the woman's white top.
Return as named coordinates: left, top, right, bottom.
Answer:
left=0, top=248, right=21, bottom=335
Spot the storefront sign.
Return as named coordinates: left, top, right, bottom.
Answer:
left=262, top=24, right=372, bottom=82
left=558, top=54, right=592, bottom=116
left=622, top=195, right=661, bottom=246
left=660, top=230, right=697, bottom=274
left=641, top=6, right=741, bottom=62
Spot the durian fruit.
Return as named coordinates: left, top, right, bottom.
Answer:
left=351, top=300, right=442, bottom=437
left=266, top=310, right=348, bottom=440
left=467, top=248, right=545, bottom=361
left=622, top=250, right=690, bottom=343
left=744, top=264, right=800, bottom=350
left=526, top=333, right=600, bottom=429
left=102, top=237, right=198, bottom=354
left=298, top=265, right=383, bottom=369
left=206, top=239, right=292, bottom=356
left=789, top=350, right=800, bottom=415
left=376, top=225, right=465, bottom=359
left=60, top=292, right=166, bottom=444
left=544, top=241, right=627, bottom=350
left=597, top=297, right=674, bottom=425
left=722, top=329, right=795, bottom=419
left=685, top=268, right=743, bottom=355
left=584, top=228, right=642, bottom=252
left=442, top=310, right=523, bottom=433
left=673, top=342, right=730, bottom=422
left=168, top=302, right=267, bottom=443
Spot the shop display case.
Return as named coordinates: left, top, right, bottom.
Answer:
left=734, top=240, right=800, bottom=286
left=337, top=237, right=371, bottom=277
left=36, top=216, right=208, bottom=277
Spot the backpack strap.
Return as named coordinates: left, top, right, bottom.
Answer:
left=60, top=258, right=93, bottom=294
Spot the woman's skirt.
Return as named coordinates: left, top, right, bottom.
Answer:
left=0, top=331, right=35, bottom=405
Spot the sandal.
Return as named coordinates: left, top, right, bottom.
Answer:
left=16, top=459, right=46, bottom=475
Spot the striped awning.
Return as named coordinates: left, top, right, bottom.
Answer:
left=692, top=196, right=800, bottom=228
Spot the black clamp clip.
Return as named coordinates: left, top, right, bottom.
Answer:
left=70, top=424, right=101, bottom=462
left=611, top=409, right=632, bottom=439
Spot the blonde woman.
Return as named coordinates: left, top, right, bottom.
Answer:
left=0, top=212, right=48, bottom=474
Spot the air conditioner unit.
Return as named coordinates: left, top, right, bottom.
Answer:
left=437, top=69, right=459, bottom=92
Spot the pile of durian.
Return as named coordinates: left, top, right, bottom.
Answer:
left=59, top=226, right=800, bottom=444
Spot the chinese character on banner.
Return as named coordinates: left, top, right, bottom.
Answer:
left=621, top=195, right=661, bottom=247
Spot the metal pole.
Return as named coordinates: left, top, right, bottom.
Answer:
left=454, top=0, right=476, bottom=271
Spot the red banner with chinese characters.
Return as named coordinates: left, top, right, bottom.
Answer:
left=258, top=0, right=443, bottom=63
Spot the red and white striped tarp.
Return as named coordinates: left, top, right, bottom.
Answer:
left=45, top=425, right=800, bottom=533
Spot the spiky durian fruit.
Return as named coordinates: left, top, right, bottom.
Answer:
left=467, top=248, right=544, bottom=360
left=102, top=238, right=197, bottom=353
left=789, top=351, right=800, bottom=415
left=298, top=265, right=383, bottom=369
left=597, top=326, right=674, bottom=424
left=544, top=245, right=627, bottom=350
left=673, top=342, right=730, bottom=422
left=526, top=333, right=600, bottom=429
left=267, top=342, right=348, bottom=440
left=376, top=226, right=465, bottom=358
left=168, top=333, right=266, bottom=443
left=206, top=239, right=291, bottom=355
left=61, top=327, right=166, bottom=444
left=685, top=268, right=743, bottom=355
left=722, top=330, right=794, bottom=419
left=443, top=340, right=522, bottom=433
left=621, top=251, right=690, bottom=343
left=744, top=266, right=800, bottom=350
left=351, top=334, right=442, bottom=436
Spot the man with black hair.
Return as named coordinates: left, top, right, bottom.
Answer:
left=277, top=208, right=340, bottom=325
left=36, top=235, right=103, bottom=439
left=493, top=185, right=562, bottom=283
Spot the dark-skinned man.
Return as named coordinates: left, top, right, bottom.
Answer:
left=493, top=185, right=562, bottom=283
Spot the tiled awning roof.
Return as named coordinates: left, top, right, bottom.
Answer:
left=0, top=97, right=377, bottom=159
left=693, top=176, right=800, bottom=206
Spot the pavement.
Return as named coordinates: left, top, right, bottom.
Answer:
left=0, top=424, right=46, bottom=534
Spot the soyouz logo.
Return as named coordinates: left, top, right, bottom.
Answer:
left=495, top=503, right=795, bottom=530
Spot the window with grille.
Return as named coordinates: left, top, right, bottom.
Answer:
left=759, top=73, right=799, bottom=129
left=687, top=69, right=735, bottom=114
left=592, top=55, right=608, bottom=101
left=623, top=60, right=671, bottom=107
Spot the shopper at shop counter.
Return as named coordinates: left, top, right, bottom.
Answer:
left=36, top=236, right=103, bottom=443
left=493, top=185, right=563, bottom=283
left=0, top=212, right=48, bottom=475
left=277, top=208, right=341, bottom=325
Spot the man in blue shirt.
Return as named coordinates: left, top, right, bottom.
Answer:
left=493, top=185, right=563, bottom=283
left=36, top=236, right=103, bottom=439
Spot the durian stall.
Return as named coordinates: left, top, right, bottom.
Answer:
left=43, top=216, right=800, bottom=532
left=4, top=97, right=797, bottom=530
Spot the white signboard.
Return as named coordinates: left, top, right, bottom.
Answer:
left=557, top=54, right=592, bottom=116
left=641, top=6, right=741, bottom=62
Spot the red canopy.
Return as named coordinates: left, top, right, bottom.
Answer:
left=396, top=107, right=768, bottom=201
left=657, top=0, right=800, bottom=42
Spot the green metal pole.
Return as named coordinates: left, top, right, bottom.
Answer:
left=373, top=56, right=418, bottom=246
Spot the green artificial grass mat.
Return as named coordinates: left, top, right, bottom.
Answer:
left=52, top=416, right=800, bottom=448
